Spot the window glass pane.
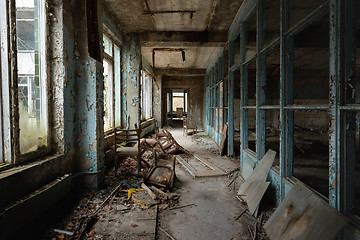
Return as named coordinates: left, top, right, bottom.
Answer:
left=17, top=0, right=48, bottom=154
left=141, top=71, right=152, bottom=120
left=141, top=71, right=145, bottom=120
left=0, top=51, right=2, bottom=162
left=146, top=74, right=152, bottom=118
left=103, top=35, right=112, bottom=56
left=114, top=45, right=121, bottom=127
left=184, top=91, right=188, bottom=114
left=1, top=0, right=11, bottom=163
left=103, top=60, right=113, bottom=131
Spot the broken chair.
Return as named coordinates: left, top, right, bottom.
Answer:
left=145, top=154, right=176, bottom=189
left=115, top=124, right=142, bottom=174
left=182, top=117, right=197, bottom=136
left=155, top=129, right=181, bottom=154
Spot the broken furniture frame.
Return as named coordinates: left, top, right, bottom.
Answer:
left=155, top=129, right=182, bottom=154
left=145, top=155, right=176, bottom=189
left=115, top=124, right=142, bottom=174
left=182, top=116, right=197, bottom=136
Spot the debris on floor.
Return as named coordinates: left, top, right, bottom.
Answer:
left=43, top=128, right=252, bottom=240
left=43, top=167, right=180, bottom=240
left=176, top=154, right=226, bottom=178
left=145, top=155, right=176, bottom=189
left=191, top=131, right=221, bottom=155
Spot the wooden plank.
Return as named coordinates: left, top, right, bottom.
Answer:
left=242, top=151, right=257, bottom=180
left=220, top=124, right=228, bottom=155
left=237, top=149, right=276, bottom=196
left=195, top=170, right=227, bottom=177
left=245, top=181, right=270, bottom=216
left=141, top=183, right=157, bottom=200
left=237, top=181, right=253, bottom=196
left=175, top=155, right=226, bottom=178
left=245, top=149, right=276, bottom=182
left=192, top=154, right=216, bottom=170
left=264, top=182, right=348, bottom=240
left=175, top=155, right=196, bottom=178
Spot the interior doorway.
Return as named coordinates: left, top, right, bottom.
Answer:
left=166, top=90, right=188, bottom=126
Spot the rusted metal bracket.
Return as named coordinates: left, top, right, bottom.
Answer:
left=143, top=10, right=195, bottom=15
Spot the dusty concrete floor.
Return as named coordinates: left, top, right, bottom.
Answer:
left=157, top=127, right=265, bottom=240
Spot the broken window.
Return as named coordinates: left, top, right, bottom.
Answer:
left=0, top=0, right=12, bottom=164
left=293, top=110, right=329, bottom=197
left=0, top=0, right=5, bottom=164
left=292, top=14, right=329, bottom=106
left=16, top=0, right=48, bottom=154
left=103, top=35, right=112, bottom=57
left=265, top=109, right=280, bottom=167
left=141, top=70, right=152, bottom=120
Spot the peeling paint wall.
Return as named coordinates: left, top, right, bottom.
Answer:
left=121, top=34, right=141, bottom=128
left=153, top=75, right=162, bottom=127
left=0, top=1, right=146, bottom=236
left=49, top=0, right=65, bottom=154
left=162, top=76, right=204, bottom=127
left=62, top=0, right=105, bottom=186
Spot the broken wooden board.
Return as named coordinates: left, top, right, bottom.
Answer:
left=245, top=181, right=270, bottom=217
left=246, top=149, right=276, bottom=183
left=175, top=155, right=226, bottom=178
left=237, top=149, right=276, bottom=196
left=219, top=124, right=228, bottom=156
left=242, top=149, right=257, bottom=180
left=264, top=182, right=348, bottom=240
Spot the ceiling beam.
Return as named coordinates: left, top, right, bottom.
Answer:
left=154, top=68, right=206, bottom=76
left=139, top=31, right=227, bottom=47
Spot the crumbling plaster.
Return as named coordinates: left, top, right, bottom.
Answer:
left=122, top=33, right=142, bottom=129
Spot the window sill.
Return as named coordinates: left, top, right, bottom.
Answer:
left=0, top=153, right=71, bottom=210
left=104, top=128, right=115, bottom=137
left=0, top=153, right=66, bottom=179
left=0, top=163, right=12, bottom=172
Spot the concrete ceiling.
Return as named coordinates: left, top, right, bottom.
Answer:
left=104, top=0, right=244, bottom=76
left=141, top=46, right=220, bottom=69
left=103, top=0, right=331, bottom=77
